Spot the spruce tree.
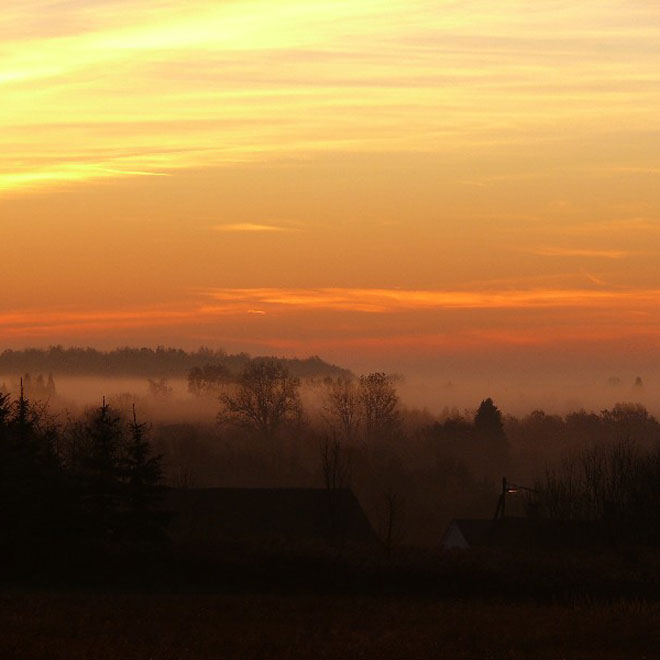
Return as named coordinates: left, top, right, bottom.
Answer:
left=0, top=391, right=10, bottom=441
left=124, top=405, right=162, bottom=512
left=84, top=397, right=124, bottom=536
left=121, top=405, right=165, bottom=543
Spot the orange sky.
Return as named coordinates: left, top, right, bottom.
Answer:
left=2, top=0, right=660, bottom=376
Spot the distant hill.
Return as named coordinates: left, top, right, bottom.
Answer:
left=0, top=346, right=352, bottom=380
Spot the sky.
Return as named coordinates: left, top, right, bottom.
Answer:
left=2, top=0, right=660, bottom=387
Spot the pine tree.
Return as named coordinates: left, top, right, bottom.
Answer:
left=120, top=405, right=165, bottom=543
left=0, top=386, right=68, bottom=566
left=474, top=398, right=505, bottom=439
left=474, top=397, right=509, bottom=477
left=83, top=397, right=124, bottom=535
left=124, top=405, right=162, bottom=512
left=10, top=379, right=35, bottom=446
left=0, top=391, right=11, bottom=440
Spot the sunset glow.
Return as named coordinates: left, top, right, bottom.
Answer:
left=2, top=0, right=660, bottom=375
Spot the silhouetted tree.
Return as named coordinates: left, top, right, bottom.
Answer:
left=120, top=405, right=165, bottom=543
left=475, top=398, right=504, bottom=438
left=358, top=373, right=400, bottom=442
left=529, top=439, right=660, bottom=543
left=217, top=359, right=302, bottom=442
left=0, top=387, right=70, bottom=568
left=320, top=432, right=351, bottom=490
left=123, top=405, right=162, bottom=511
left=323, top=377, right=361, bottom=443
left=0, top=391, right=11, bottom=440
left=81, top=398, right=124, bottom=534
left=474, top=398, right=509, bottom=477
left=601, top=402, right=657, bottom=444
left=10, top=380, right=34, bottom=444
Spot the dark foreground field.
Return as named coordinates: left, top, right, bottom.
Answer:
left=1, top=592, right=659, bottom=660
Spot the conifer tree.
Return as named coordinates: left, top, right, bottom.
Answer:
left=0, top=391, right=10, bottom=440
left=120, top=405, right=165, bottom=543
left=83, top=397, right=124, bottom=533
left=124, top=405, right=162, bottom=512
left=10, top=379, right=34, bottom=446
left=0, top=386, right=67, bottom=563
left=474, top=397, right=510, bottom=476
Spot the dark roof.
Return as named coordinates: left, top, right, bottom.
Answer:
left=444, top=517, right=603, bottom=550
left=161, top=488, right=379, bottom=552
left=449, top=519, right=496, bottom=547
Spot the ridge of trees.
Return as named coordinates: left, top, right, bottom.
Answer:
left=0, top=346, right=351, bottom=380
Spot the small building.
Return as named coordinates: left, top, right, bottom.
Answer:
left=441, top=518, right=496, bottom=550
left=161, top=487, right=380, bottom=556
left=442, top=517, right=602, bottom=551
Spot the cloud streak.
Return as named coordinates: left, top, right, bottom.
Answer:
left=3, top=286, right=660, bottom=354
left=529, top=247, right=633, bottom=259
left=212, top=223, right=290, bottom=233
left=203, top=287, right=660, bottom=313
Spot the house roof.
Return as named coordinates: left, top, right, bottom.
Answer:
left=160, top=487, right=379, bottom=552
left=454, top=518, right=496, bottom=545
left=443, top=517, right=603, bottom=550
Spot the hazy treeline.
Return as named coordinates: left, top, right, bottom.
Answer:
left=3, top=353, right=659, bottom=552
left=0, top=371, right=57, bottom=400
left=421, top=403, right=660, bottom=482
left=153, top=361, right=660, bottom=546
left=0, top=346, right=350, bottom=379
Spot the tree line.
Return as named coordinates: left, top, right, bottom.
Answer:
left=2, top=354, right=659, bottom=564
left=0, top=345, right=350, bottom=379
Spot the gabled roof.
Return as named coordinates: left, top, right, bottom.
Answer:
left=161, top=487, right=379, bottom=552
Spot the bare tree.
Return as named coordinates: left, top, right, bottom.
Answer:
left=217, top=359, right=302, bottom=442
left=320, top=432, right=351, bottom=490
left=528, top=439, right=660, bottom=542
left=323, top=377, right=361, bottom=443
left=358, top=372, right=400, bottom=442
left=382, top=487, right=404, bottom=557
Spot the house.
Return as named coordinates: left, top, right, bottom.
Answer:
left=441, top=517, right=603, bottom=551
left=160, top=487, right=380, bottom=555
left=441, top=518, right=495, bottom=550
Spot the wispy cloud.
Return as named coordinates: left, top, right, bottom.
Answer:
left=3, top=285, right=660, bottom=351
left=204, top=287, right=660, bottom=313
left=212, top=223, right=290, bottom=233
left=581, top=271, right=609, bottom=287
left=529, top=247, right=632, bottom=259
left=562, top=217, right=660, bottom=236
left=3, top=0, right=660, bottom=194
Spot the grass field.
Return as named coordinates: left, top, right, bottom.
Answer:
left=1, top=592, right=658, bottom=659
